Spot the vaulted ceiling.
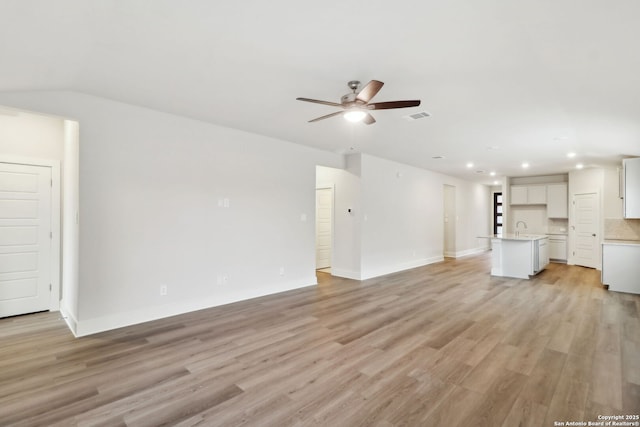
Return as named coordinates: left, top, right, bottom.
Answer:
left=1, top=0, right=639, bottom=183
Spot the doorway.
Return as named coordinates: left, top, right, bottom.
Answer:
left=571, top=192, right=600, bottom=269
left=315, top=187, right=333, bottom=272
left=443, top=184, right=456, bottom=258
left=0, top=162, right=54, bottom=318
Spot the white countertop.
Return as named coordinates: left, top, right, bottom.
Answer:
left=489, top=234, right=549, bottom=241
left=602, top=239, right=640, bottom=246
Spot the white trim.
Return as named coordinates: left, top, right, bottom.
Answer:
left=330, top=268, right=362, bottom=280
left=72, top=278, right=318, bottom=337
left=452, top=246, right=490, bottom=258
left=0, top=155, right=61, bottom=312
left=59, top=302, right=78, bottom=337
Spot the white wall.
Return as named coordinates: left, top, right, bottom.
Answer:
left=0, top=90, right=491, bottom=336
left=0, top=109, right=64, bottom=160
left=61, top=120, right=80, bottom=327
left=0, top=91, right=342, bottom=336
left=358, top=154, right=490, bottom=279
left=603, top=167, right=623, bottom=219
left=316, top=165, right=361, bottom=279
left=318, top=155, right=491, bottom=281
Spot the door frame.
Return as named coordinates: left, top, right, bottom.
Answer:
left=0, top=155, right=61, bottom=311
left=315, top=183, right=335, bottom=272
left=569, top=190, right=601, bottom=270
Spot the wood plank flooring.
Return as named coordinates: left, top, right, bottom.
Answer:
left=1, top=254, right=639, bottom=426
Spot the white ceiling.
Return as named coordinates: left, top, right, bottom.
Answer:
left=1, top=0, right=639, bottom=183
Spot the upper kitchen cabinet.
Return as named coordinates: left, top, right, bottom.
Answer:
left=547, top=183, right=568, bottom=218
left=510, top=185, right=547, bottom=205
left=624, top=158, right=640, bottom=218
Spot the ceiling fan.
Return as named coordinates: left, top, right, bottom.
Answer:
left=296, top=80, right=421, bottom=125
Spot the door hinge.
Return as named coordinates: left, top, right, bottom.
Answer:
left=49, top=284, right=52, bottom=291
left=50, top=231, right=53, bottom=239
left=50, top=179, right=52, bottom=187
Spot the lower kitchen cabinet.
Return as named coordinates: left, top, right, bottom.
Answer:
left=602, top=241, right=640, bottom=295
left=548, top=235, right=567, bottom=262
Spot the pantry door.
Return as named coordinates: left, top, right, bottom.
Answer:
left=572, top=192, right=599, bottom=269
left=0, top=162, right=52, bottom=318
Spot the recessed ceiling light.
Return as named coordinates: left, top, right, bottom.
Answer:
left=432, top=156, right=445, bottom=159
left=576, top=163, right=584, bottom=169
left=466, top=162, right=474, bottom=168
left=475, top=170, right=486, bottom=174
left=522, top=162, right=530, bottom=169
left=567, top=152, right=576, bottom=158
left=493, top=180, right=500, bottom=185
left=489, top=171, right=496, bottom=176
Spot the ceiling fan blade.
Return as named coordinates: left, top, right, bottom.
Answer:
left=296, top=97, right=343, bottom=107
left=356, top=80, right=384, bottom=103
left=367, top=100, right=421, bottom=110
left=363, top=113, right=376, bottom=125
left=308, top=111, right=345, bottom=123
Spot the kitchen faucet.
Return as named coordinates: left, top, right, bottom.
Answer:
left=515, top=221, right=527, bottom=237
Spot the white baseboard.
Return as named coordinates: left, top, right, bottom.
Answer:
left=360, top=256, right=444, bottom=281
left=453, top=246, right=490, bottom=258
left=70, top=277, right=318, bottom=337
left=59, top=302, right=79, bottom=337
left=330, top=268, right=362, bottom=280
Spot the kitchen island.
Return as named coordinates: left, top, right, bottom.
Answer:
left=490, top=234, right=549, bottom=279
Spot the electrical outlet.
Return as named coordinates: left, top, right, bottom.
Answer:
left=160, top=285, right=168, bottom=296
left=222, top=275, right=228, bottom=285
left=279, top=267, right=285, bottom=276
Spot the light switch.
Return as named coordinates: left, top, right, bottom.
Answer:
left=300, top=214, right=307, bottom=222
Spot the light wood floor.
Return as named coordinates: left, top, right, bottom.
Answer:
left=1, top=254, right=639, bottom=426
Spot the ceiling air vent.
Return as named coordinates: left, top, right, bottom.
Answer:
left=403, top=111, right=431, bottom=121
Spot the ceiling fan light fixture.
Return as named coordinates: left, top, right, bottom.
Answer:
left=344, top=110, right=367, bottom=123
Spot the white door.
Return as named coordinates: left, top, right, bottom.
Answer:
left=572, top=192, right=599, bottom=269
left=0, top=162, right=52, bottom=318
left=315, top=188, right=333, bottom=270
left=443, top=185, right=456, bottom=257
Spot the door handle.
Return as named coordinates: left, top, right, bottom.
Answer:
left=592, top=233, right=596, bottom=237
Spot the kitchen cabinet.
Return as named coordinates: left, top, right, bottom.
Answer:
left=510, top=185, right=546, bottom=205
left=602, top=241, right=640, bottom=294
left=528, top=185, right=547, bottom=204
left=546, top=183, right=568, bottom=218
left=624, top=158, right=640, bottom=218
left=510, top=186, right=528, bottom=204
left=548, top=235, right=567, bottom=261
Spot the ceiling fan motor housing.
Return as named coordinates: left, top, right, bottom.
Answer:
left=341, top=93, right=358, bottom=105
